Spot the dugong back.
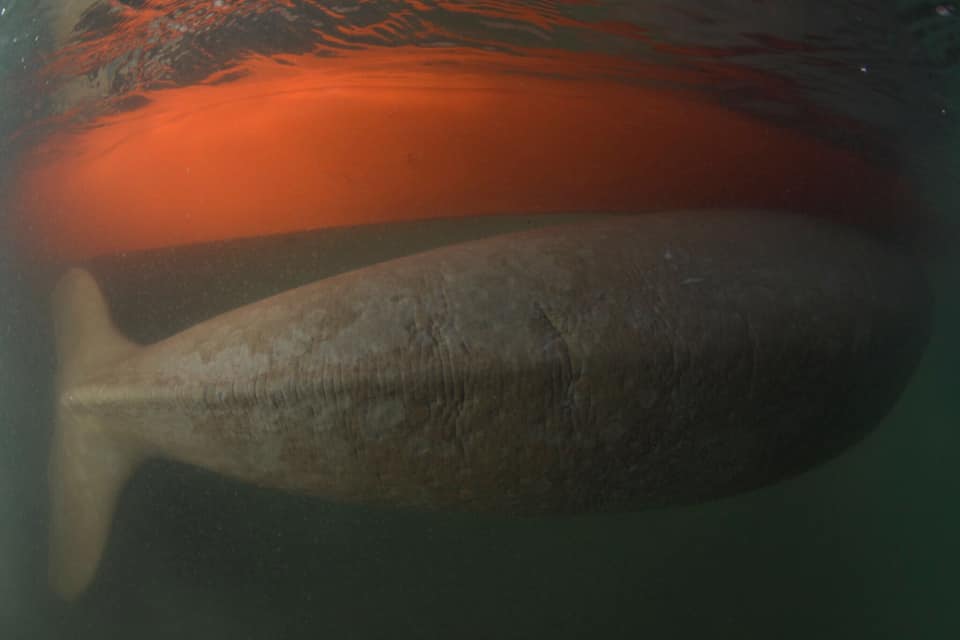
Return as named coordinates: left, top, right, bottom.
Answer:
left=50, top=210, right=931, bottom=599
left=114, top=210, right=932, bottom=513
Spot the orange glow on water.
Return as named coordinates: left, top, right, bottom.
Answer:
left=12, top=48, right=916, bottom=261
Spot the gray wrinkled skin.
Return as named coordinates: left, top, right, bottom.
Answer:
left=64, top=211, right=932, bottom=513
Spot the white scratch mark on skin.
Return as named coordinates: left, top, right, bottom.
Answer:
left=164, top=344, right=270, bottom=379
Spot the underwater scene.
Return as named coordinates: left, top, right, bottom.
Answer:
left=0, top=1, right=958, bottom=638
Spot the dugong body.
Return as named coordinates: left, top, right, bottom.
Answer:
left=49, top=210, right=931, bottom=599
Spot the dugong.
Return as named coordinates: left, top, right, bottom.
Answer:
left=48, top=210, right=932, bottom=599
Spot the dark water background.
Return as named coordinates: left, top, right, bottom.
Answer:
left=1, top=1, right=959, bottom=637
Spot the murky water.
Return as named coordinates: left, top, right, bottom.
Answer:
left=1, top=1, right=958, bottom=638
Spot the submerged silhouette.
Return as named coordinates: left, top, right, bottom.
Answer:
left=48, top=211, right=931, bottom=599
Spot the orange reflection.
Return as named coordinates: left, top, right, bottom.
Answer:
left=11, top=48, right=918, bottom=261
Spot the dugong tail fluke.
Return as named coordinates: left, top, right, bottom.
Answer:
left=49, top=269, right=143, bottom=600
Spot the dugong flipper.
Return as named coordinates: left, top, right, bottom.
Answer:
left=47, top=210, right=932, bottom=599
